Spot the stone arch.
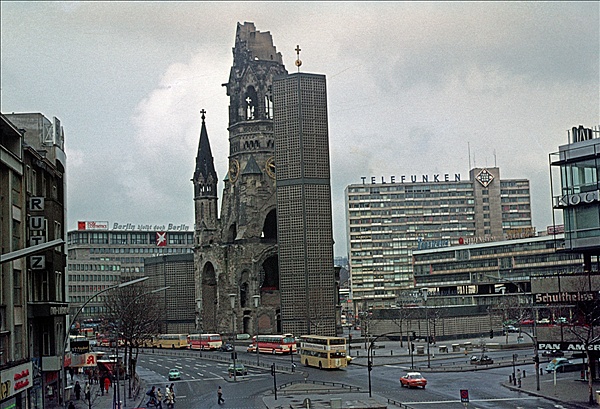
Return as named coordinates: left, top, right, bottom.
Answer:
left=239, top=270, right=250, bottom=308
left=245, top=86, right=258, bottom=120
left=262, top=209, right=277, bottom=240
left=260, top=255, right=279, bottom=291
left=201, top=262, right=218, bottom=333
left=226, top=223, right=237, bottom=243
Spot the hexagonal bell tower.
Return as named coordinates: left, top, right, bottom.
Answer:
left=195, top=22, right=288, bottom=338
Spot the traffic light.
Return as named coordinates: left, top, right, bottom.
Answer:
left=270, top=363, right=275, bottom=376
left=411, top=343, right=415, bottom=352
left=490, top=329, right=494, bottom=339
left=231, top=352, right=237, bottom=360
left=367, top=360, right=372, bottom=372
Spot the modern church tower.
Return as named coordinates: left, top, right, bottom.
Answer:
left=273, top=71, right=337, bottom=336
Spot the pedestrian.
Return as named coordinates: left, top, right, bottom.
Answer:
left=84, top=381, right=91, bottom=401
left=517, top=369, right=522, bottom=388
left=104, top=376, right=111, bottom=394
left=169, top=383, right=175, bottom=402
left=100, top=375, right=105, bottom=395
left=74, top=381, right=81, bottom=400
left=164, top=385, right=174, bottom=409
left=69, top=367, right=74, bottom=382
left=146, top=385, right=157, bottom=407
left=217, top=386, right=224, bottom=404
left=156, top=387, right=164, bottom=408
left=68, top=401, right=76, bottom=409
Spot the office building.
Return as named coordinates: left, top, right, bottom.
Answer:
left=1, top=112, right=67, bottom=409
left=273, top=72, right=337, bottom=336
left=346, top=167, right=532, bottom=310
left=66, top=222, right=193, bottom=321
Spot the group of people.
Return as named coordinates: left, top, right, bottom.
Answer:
left=146, top=383, right=176, bottom=408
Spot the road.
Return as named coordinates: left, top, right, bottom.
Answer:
left=131, top=347, right=583, bottom=409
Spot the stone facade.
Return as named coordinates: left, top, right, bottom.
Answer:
left=193, top=23, right=288, bottom=337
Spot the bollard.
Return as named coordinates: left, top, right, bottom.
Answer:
left=540, top=368, right=543, bottom=376
left=523, top=370, right=526, bottom=378
left=391, top=350, right=393, bottom=356
left=509, top=375, right=512, bottom=383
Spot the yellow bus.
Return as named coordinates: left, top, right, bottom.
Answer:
left=153, top=334, right=189, bottom=349
left=299, top=335, right=347, bottom=369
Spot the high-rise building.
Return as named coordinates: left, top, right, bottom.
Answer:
left=346, top=167, right=532, bottom=310
left=273, top=72, right=337, bottom=336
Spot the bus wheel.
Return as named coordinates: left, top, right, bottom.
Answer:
left=171, top=344, right=175, bottom=349
left=319, top=362, right=322, bottom=369
left=305, top=359, right=309, bottom=366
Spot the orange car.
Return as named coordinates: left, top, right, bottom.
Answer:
left=400, top=372, right=427, bottom=389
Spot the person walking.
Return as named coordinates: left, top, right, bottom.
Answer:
left=156, top=387, right=164, bottom=409
left=146, top=385, right=157, bottom=407
left=169, top=383, right=175, bottom=402
left=74, top=381, right=81, bottom=400
left=164, top=385, right=174, bottom=408
left=217, top=386, right=224, bottom=404
left=84, top=381, right=91, bottom=401
left=103, top=376, right=111, bottom=394
left=68, top=401, right=75, bottom=409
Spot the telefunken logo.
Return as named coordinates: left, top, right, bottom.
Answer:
left=535, top=291, right=597, bottom=304
left=361, top=174, right=461, bottom=185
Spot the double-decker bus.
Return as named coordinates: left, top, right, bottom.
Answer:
left=152, top=334, right=189, bottom=349
left=188, top=334, right=223, bottom=350
left=299, top=335, right=347, bottom=369
left=247, top=334, right=297, bottom=354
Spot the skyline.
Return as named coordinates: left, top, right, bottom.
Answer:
left=1, top=2, right=598, bottom=256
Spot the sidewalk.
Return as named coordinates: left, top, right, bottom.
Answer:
left=65, top=372, right=142, bottom=409
left=502, top=370, right=599, bottom=409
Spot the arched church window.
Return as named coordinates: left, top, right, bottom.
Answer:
left=245, top=86, right=258, bottom=120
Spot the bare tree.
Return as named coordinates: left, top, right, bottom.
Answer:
left=103, top=284, right=162, bottom=395
left=566, top=274, right=600, bottom=405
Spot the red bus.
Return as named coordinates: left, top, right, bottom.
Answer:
left=247, top=334, right=297, bottom=354
left=188, top=334, right=223, bottom=350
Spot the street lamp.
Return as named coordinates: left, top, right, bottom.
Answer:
left=421, top=288, right=431, bottom=369
left=63, top=276, right=148, bottom=408
left=253, top=295, right=260, bottom=366
left=229, top=293, right=237, bottom=382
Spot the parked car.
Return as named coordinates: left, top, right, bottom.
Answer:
left=168, top=368, right=181, bottom=380
left=228, top=363, right=247, bottom=376
left=220, top=343, right=234, bottom=352
left=400, top=372, right=427, bottom=388
left=503, top=325, right=519, bottom=333
left=542, top=349, right=564, bottom=357
left=470, top=355, right=494, bottom=365
left=545, top=357, right=571, bottom=373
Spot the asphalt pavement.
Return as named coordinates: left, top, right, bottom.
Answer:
left=67, top=333, right=599, bottom=408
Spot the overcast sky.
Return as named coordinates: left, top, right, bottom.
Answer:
left=2, top=2, right=598, bottom=256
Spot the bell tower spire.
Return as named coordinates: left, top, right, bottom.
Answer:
left=192, top=109, right=218, bottom=245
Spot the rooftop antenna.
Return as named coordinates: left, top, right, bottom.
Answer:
left=295, top=45, right=302, bottom=72
left=494, top=149, right=497, bottom=167
left=468, top=142, right=472, bottom=170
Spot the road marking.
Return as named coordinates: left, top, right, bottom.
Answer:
left=404, top=397, right=540, bottom=405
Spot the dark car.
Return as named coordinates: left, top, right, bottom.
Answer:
left=470, top=355, right=494, bottom=365
left=542, top=349, right=564, bottom=357
left=219, top=343, right=234, bottom=352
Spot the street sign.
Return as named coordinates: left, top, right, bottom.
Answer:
left=460, top=389, right=469, bottom=403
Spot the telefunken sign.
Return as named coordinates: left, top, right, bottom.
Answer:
left=361, top=173, right=462, bottom=184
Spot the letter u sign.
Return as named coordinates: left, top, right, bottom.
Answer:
left=29, top=216, right=45, bottom=230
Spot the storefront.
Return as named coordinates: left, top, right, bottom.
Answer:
left=0, top=362, right=33, bottom=409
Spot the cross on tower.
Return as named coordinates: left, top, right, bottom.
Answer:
left=295, top=44, right=302, bottom=71
left=200, top=109, right=206, bottom=121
